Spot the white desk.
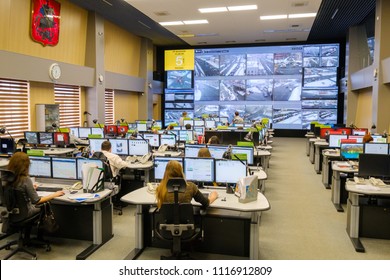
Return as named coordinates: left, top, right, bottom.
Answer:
left=152, top=151, right=182, bottom=157
left=345, top=180, right=390, bottom=252
left=250, top=168, right=267, bottom=193
left=121, top=187, right=270, bottom=260
left=125, top=161, right=154, bottom=182
left=36, top=180, right=113, bottom=260
left=305, top=133, right=316, bottom=156
left=321, top=149, right=340, bottom=188
left=31, top=147, right=78, bottom=156
left=331, top=161, right=357, bottom=212
left=0, top=158, right=9, bottom=168
left=314, top=141, right=329, bottom=174
left=308, top=137, right=324, bottom=163
left=254, top=149, right=271, bottom=172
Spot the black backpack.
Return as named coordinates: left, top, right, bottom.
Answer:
left=0, top=170, right=17, bottom=212
left=91, top=152, right=113, bottom=181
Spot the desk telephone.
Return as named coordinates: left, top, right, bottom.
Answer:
left=146, top=182, right=159, bottom=194
left=157, top=144, right=168, bottom=152
left=71, top=182, right=83, bottom=190
left=369, top=177, right=386, bottom=186
left=126, top=153, right=151, bottom=164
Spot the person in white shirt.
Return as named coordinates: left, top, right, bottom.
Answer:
left=232, top=111, right=244, bottom=124
left=178, top=111, right=188, bottom=127
left=101, top=140, right=130, bottom=177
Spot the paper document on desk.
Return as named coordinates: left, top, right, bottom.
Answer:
left=67, top=193, right=100, bottom=202
left=82, top=163, right=104, bottom=193
left=355, top=185, right=381, bottom=191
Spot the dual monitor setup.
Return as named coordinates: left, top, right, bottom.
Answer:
left=358, top=154, right=390, bottom=181
left=29, top=156, right=103, bottom=180
left=153, top=156, right=248, bottom=185
left=339, top=143, right=390, bottom=160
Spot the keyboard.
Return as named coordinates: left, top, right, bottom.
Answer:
left=36, top=186, right=64, bottom=192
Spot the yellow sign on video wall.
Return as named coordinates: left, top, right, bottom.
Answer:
left=165, top=49, right=195, bottom=70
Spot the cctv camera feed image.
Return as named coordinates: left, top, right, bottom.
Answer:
left=164, top=43, right=340, bottom=129
left=167, top=70, right=192, bottom=89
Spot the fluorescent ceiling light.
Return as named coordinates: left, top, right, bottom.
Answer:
left=228, top=5, right=258, bottom=11
left=260, top=15, right=287, bottom=20
left=159, top=21, right=184, bottom=26
left=288, top=13, right=317, bottom=18
left=199, top=7, right=228, bottom=13
left=183, top=20, right=209, bottom=25
left=177, top=34, right=195, bottom=38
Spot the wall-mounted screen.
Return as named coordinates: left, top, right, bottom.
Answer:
left=167, top=70, right=192, bottom=89
left=164, top=44, right=340, bottom=129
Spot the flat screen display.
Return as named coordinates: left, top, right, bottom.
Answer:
left=328, top=134, right=348, bottom=148
left=76, top=158, right=103, bottom=180
left=358, top=154, right=390, bottom=178
left=29, top=156, right=52, bottom=177
left=364, top=143, right=389, bottom=155
left=160, top=134, right=176, bottom=147
left=109, top=139, right=129, bottom=155
left=154, top=157, right=183, bottom=180
left=184, top=157, right=214, bottom=182
left=53, top=132, right=70, bottom=146
left=184, top=144, right=206, bottom=157
left=91, top=127, right=104, bottom=138
left=208, top=145, right=229, bottom=159
left=164, top=44, right=340, bottom=129
left=167, top=70, right=192, bottom=89
left=340, top=143, right=364, bottom=160
left=142, top=133, right=160, bottom=147
left=38, top=132, right=53, bottom=145
left=89, top=138, right=105, bottom=154
left=215, top=159, right=247, bottom=184
left=128, top=139, right=149, bottom=156
left=231, top=146, right=254, bottom=165
left=0, top=138, right=15, bottom=155
left=25, top=132, right=39, bottom=145
left=51, top=157, right=77, bottom=179
left=79, top=127, right=92, bottom=138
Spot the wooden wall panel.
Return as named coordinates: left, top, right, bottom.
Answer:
left=355, top=88, right=372, bottom=129
left=104, top=20, right=141, bottom=76
left=114, top=91, right=139, bottom=123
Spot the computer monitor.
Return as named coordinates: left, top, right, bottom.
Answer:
left=208, top=145, right=229, bottom=159
left=179, top=130, right=194, bottom=142
left=136, top=123, right=147, bottom=131
left=53, top=132, right=70, bottom=146
left=185, top=144, right=206, bottom=157
left=51, top=157, right=77, bottom=179
left=160, top=134, right=176, bottom=147
left=29, top=156, right=52, bottom=177
left=220, top=117, right=229, bottom=124
left=215, top=159, right=247, bottom=184
left=117, top=125, right=129, bottom=135
left=194, top=120, right=204, bottom=127
left=352, top=128, right=368, bottom=136
left=128, top=123, right=137, bottom=130
left=109, top=139, right=129, bottom=155
left=340, top=143, right=364, bottom=160
left=24, top=131, right=39, bottom=145
left=348, top=135, right=363, bottom=143
left=358, top=154, right=390, bottom=178
left=69, top=127, right=79, bottom=138
left=89, top=138, right=105, bottom=154
left=128, top=139, right=149, bottom=156
left=328, top=134, right=348, bottom=148
left=184, top=157, right=215, bottom=183
left=104, top=125, right=118, bottom=136
left=364, top=143, right=389, bottom=155
left=76, top=158, right=104, bottom=180
left=372, top=135, right=387, bottom=143
left=205, top=120, right=216, bottom=129
left=0, top=138, right=15, bottom=155
left=193, top=126, right=205, bottom=135
left=79, top=127, right=92, bottom=139
left=153, top=157, right=183, bottom=180
left=142, top=133, right=160, bottom=147
left=38, top=132, right=53, bottom=145
left=172, top=126, right=181, bottom=130
left=231, top=146, right=254, bottom=165
left=91, top=127, right=105, bottom=138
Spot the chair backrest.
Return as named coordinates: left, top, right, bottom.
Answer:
left=91, top=152, right=113, bottom=181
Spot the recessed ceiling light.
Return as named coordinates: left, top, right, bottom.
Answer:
left=177, top=34, right=195, bottom=38
left=260, top=15, right=288, bottom=20
left=199, top=7, right=227, bottom=13
left=159, top=21, right=184, bottom=26
left=227, top=5, right=258, bottom=11
left=183, top=20, right=209, bottom=25
left=288, top=13, right=317, bottom=18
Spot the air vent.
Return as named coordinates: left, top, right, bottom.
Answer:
left=291, top=24, right=300, bottom=28
left=292, top=1, right=308, bottom=7
left=154, top=11, right=170, bottom=16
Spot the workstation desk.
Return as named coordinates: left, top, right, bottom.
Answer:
left=205, top=130, right=260, bottom=145
left=305, top=133, right=316, bottom=156
left=321, top=149, right=341, bottom=188
left=28, top=147, right=79, bottom=157
left=314, top=141, right=329, bottom=174
left=308, top=138, right=325, bottom=164
left=345, top=180, right=390, bottom=252
left=121, top=187, right=270, bottom=260
left=331, top=161, right=358, bottom=212
left=36, top=180, right=113, bottom=260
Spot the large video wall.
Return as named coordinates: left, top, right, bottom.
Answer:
left=164, top=43, right=340, bottom=129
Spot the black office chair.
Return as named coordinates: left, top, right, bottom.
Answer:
left=0, top=170, right=50, bottom=260
left=91, top=152, right=123, bottom=215
left=153, top=178, right=201, bottom=259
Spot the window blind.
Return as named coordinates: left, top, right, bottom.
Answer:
left=54, top=84, right=81, bottom=128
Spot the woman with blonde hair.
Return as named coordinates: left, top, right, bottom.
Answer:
left=197, top=147, right=212, bottom=158
left=155, top=160, right=218, bottom=209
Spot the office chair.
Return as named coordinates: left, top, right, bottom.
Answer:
left=0, top=170, right=50, bottom=260
left=91, top=152, right=123, bottom=215
left=154, top=178, right=201, bottom=259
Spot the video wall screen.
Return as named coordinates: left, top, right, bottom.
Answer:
left=164, top=43, right=340, bottom=129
